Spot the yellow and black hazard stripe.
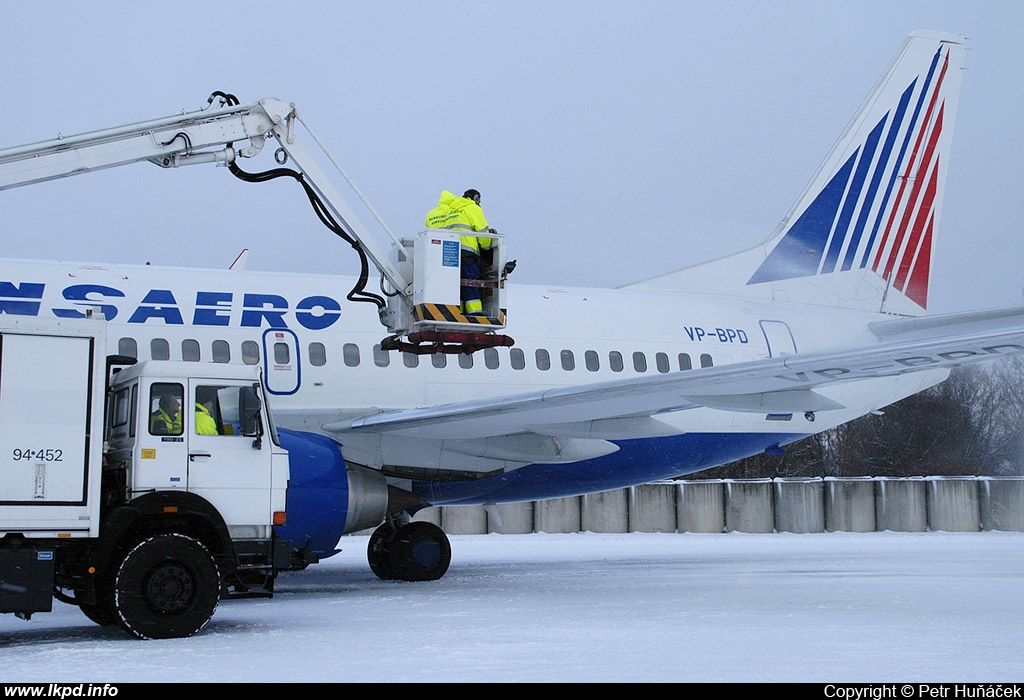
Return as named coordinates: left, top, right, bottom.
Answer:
left=413, top=304, right=507, bottom=326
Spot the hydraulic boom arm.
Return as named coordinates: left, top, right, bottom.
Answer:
left=0, top=93, right=408, bottom=294
left=0, top=92, right=512, bottom=349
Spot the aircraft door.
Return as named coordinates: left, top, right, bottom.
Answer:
left=186, top=380, right=273, bottom=535
left=262, top=328, right=300, bottom=395
left=760, top=320, right=797, bottom=357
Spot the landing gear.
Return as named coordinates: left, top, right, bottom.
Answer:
left=367, top=520, right=451, bottom=582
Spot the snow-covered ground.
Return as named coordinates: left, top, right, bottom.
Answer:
left=3, top=531, right=1022, bottom=683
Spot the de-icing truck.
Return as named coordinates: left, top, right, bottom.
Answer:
left=0, top=314, right=301, bottom=639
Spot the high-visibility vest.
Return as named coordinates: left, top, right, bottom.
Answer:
left=425, top=190, right=492, bottom=254
left=151, top=408, right=182, bottom=434
left=195, top=403, right=218, bottom=435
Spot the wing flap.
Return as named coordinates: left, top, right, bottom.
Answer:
left=682, top=389, right=845, bottom=413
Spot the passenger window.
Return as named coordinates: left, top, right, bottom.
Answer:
left=484, top=348, right=499, bottom=369
left=678, top=353, right=692, bottom=370
left=242, top=341, right=260, bottom=365
left=700, top=353, right=713, bottom=368
left=149, top=382, right=183, bottom=436
left=609, top=351, right=624, bottom=372
left=118, top=337, right=138, bottom=359
left=560, top=350, right=575, bottom=371
left=274, top=342, right=290, bottom=364
left=432, top=353, right=447, bottom=368
left=343, top=343, right=360, bottom=367
left=182, top=339, right=200, bottom=362
left=403, top=353, right=419, bottom=368
left=510, top=348, right=526, bottom=370
left=656, top=352, right=670, bottom=373
left=373, top=344, right=390, bottom=367
left=309, top=342, right=327, bottom=367
left=535, top=349, right=551, bottom=371
left=150, top=338, right=170, bottom=361
left=458, top=354, right=474, bottom=369
left=212, top=340, right=231, bottom=364
left=585, top=350, right=599, bottom=372
left=632, top=351, right=647, bottom=372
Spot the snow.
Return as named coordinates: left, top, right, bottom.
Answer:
left=3, top=531, right=1023, bottom=683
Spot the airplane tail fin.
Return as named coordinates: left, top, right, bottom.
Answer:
left=627, top=30, right=967, bottom=316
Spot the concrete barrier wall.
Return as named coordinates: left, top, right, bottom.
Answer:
left=979, top=477, right=1024, bottom=532
left=677, top=480, right=725, bottom=533
left=926, top=477, right=979, bottom=532
left=628, top=483, right=677, bottom=533
left=725, top=479, right=774, bottom=533
left=875, top=478, right=927, bottom=532
left=774, top=478, right=825, bottom=534
left=825, top=477, right=876, bottom=532
left=402, top=477, right=1024, bottom=535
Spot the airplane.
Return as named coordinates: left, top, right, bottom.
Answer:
left=3, top=29, right=1024, bottom=582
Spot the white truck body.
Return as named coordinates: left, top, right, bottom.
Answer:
left=0, top=317, right=106, bottom=538
left=0, top=315, right=295, bottom=639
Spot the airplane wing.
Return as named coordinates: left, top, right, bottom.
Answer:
left=325, top=306, right=1024, bottom=476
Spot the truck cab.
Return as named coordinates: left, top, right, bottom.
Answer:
left=104, top=360, right=289, bottom=539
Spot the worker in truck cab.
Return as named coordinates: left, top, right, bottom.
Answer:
left=150, top=388, right=183, bottom=435
left=194, top=387, right=219, bottom=435
left=425, top=189, right=494, bottom=315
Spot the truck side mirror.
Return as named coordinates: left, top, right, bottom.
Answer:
left=239, top=385, right=263, bottom=448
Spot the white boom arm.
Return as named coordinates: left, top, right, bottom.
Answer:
left=0, top=93, right=512, bottom=350
left=0, top=95, right=408, bottom=294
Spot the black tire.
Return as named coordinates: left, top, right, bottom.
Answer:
left=77, top=574, right=117, bottom=626
left=389, top=522, right=451, bottom=582
left=367, top=523, right=397, bottom=580
left=113, top=533, right=221, bottom=640
left=78, top=591, right=117, bottom=627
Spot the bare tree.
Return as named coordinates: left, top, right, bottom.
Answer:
left=685, top=361, right=1024, bottom=480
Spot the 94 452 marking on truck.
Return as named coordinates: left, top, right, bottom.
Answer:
left=11, top=449, right=63, bottom=461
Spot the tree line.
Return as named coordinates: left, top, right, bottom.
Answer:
left=688, top=359, right=1024, bottom=480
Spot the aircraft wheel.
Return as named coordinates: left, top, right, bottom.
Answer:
left=389, top=522, right=451, bottom=582
left=113, top=533, right=221, bottom=639
left=367, top=523, right=397, bottom=580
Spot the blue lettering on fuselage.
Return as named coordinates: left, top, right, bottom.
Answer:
left=128, top=289, right=185, bottom=324
left=241, top=293, right=289, bottom=328
left=193, top=291, right=233, bottom=326
left=54, top=284, right=125, bottom=320
left=683, top=326, right=749, bottom=344
left=0, top=280, right=343, bottom=330
left=0, top=282, right=46, bottom=316
left=295, top=295, right=342, bottom=330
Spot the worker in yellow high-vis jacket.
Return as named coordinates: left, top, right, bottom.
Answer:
left=425, top=189, right=493, bottom=315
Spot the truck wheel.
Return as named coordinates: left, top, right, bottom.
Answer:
left=78, top=593, right=117, bottom=627
left=113, top=534, right=221, bottom=639
left=77, top=575, right=117, bottom=626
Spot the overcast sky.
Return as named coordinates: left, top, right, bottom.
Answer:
left=2, top=1, right=1022, bottom=314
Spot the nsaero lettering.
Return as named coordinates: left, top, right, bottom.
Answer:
left=0, top=281, right=343, bottom=330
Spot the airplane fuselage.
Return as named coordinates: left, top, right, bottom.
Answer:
left=0, top=257, right=945, bottom=505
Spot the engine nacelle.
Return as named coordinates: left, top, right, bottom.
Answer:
left=275, top=430, right=391, bottom=561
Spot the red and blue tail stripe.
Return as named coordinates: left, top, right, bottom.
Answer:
left=748, top=42, right=956, bottom=310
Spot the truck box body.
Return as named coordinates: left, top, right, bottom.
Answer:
left=0, top=317, right=105, bottom=538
